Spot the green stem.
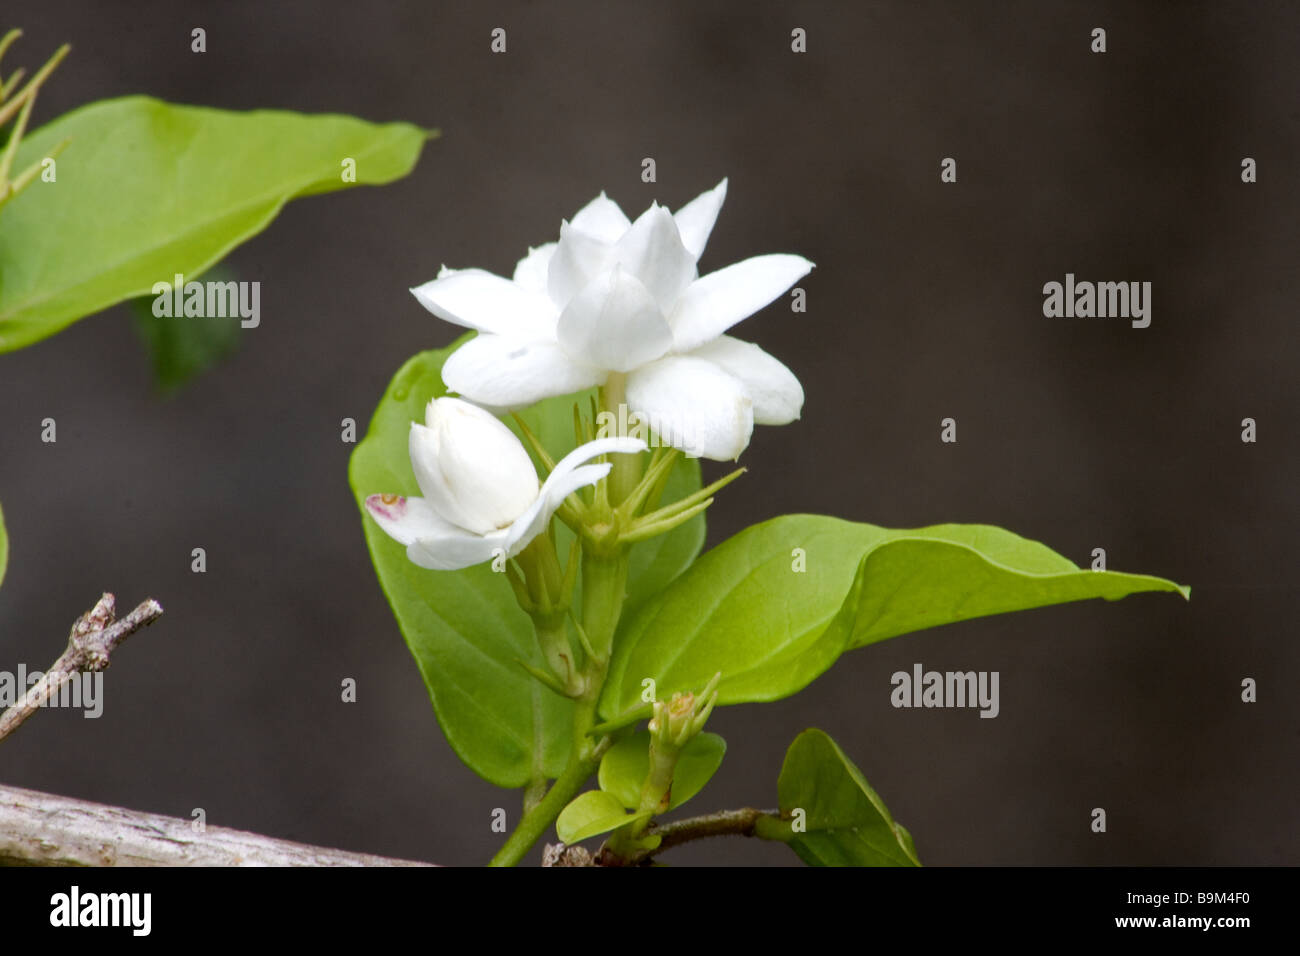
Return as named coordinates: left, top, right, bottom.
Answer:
left=580, top=549, right=628, bottom=662
left=605, top=808, right=790, bottom=865
left=752, top=815, right=796, bottom=841
left=614, top=740, right=678, bottom=847
left=533, top=618, right=579, bottom=696
left=600, top=372, right=641, bottom=506
left=637, top=743, right=678, bottom=815
left=489, top=377, right=643, bottom=866
left=489, top=695, right=601, bottom=867
left=656, top=809, right=788, bottom=852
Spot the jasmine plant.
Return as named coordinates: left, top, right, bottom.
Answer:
left=351, top=181, right=1188, bottom=867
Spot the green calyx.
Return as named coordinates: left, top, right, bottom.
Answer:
left=0, top=31, right=70, bottom=214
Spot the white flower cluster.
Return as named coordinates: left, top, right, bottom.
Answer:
left=368, top=181, right=811, bottom=569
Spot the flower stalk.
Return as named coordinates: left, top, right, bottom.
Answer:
left=602, top=672, right=721, bottom=859
left=489, top=373, right=661, bottom=864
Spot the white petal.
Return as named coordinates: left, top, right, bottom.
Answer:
left=547, top=220, right=614, bottom=307
left=503, top=464, right=608, bottom=557
left=542, top=462, right=615, bottom=511
left=672, top=178, right=728, bottom=260
left=407, top=527, right=507, bottom=571
left=407, top=424, right=448, bottom=505
left=669, top=254, right=815, bottom=352
left=687, top=335, right=804, bottom=425
left=548, top=435, right=647, bottom=483
left=366, top=492, right=503, bottom=570
left=364, top=494, right=450, bottom=547
left=569, top=192, right=632, bottom=242
left=364, top=441, right=651, bottom=572
left=411, top=268, right=558, bottom=338
left=626, top=356, right=754, bottom=461
left=502, top=436, right=646, bottom=556
left=410, top=399, right=539, bottom=535
left=556, top=266, right=674, bottom=373
left=512, top=243, right=556, bottom=294
left=443, top=334, right=606, bottom=408
left=611, top=204, right=697, bottom=311
left=408, top=424, right=500, bottom=535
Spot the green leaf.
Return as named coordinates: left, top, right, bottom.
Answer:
left=597, top=731, right=726, bottom=812
left=130, top=265, right=242, bottom=392
left=349, top=340, right=704, bottom=788
left=0, top=95, right=431, bottom=352
left=0, top=498, right=8, bottom=591
left=776, top=728, right=919, bottom=867
left=350, top=347, right=569, bottom=788
left=556, top=790, right=651, bottom=845
left=892, top=821, right=918, bottom=862
left=602, top=516, right=1188, bottom=717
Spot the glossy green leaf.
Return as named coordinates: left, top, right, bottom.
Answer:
left=776, top=728, right=919, bottom=867
left=130, top=266, right=242, bottom=392
left=0, top=95, right=431, bottom=352
left=349, top=341, right=704, bottom=788
left=893, top=821, right=918, bottom=862
left=602, top=516, right=1188, bottom=717
left=0, top=499, right=8, bottom=590
left=597, top=731, right=726, bottom=812
left=556, top=790, right=651, bottom=845
left=351, top=347, right=569, bottom=788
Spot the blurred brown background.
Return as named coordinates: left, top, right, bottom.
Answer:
left=0, top=0, right=1295, bottom=866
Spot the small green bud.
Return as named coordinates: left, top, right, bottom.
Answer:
left=648, top=671, right=721, bottom=749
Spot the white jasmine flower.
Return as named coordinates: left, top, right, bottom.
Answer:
left=366, top=397, right=645, bottom=570
left=411, top=180, right=811, bottom=461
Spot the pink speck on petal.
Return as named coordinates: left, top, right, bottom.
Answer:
left=366, top=493, right=407, bottom=520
